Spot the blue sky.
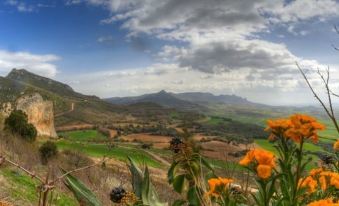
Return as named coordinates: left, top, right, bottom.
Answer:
left=2, top=0, right=339, bottom=105
left=0, top=0, right=159, bottom=73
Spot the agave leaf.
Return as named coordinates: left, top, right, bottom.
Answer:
left=187, top=186, right=200, bottom=206
left=168, top=161, right=179, bottom=184
left=62, top=169, right=102, bottom=206
left=128, top=157, right=144, bottom=198
left=128, top=157, right=167, bottom=206
left=172, top=174, right=186, bottom=194
left=141, top=166, right=166, bottom=206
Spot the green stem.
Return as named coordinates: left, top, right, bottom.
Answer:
left=292, top=138, right=304, bottom=204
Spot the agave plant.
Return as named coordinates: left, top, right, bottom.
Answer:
left=127, top=157, right=167, bottom=206
left=62, top=169, right=102, bottom=206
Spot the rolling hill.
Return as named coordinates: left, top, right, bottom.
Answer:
left=105, top=90, right=327, bottom=126
left=105, top=90, right=208, bottom=112
left=0, top=69, right=181, bottom=127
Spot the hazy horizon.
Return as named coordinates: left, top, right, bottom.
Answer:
left=1, top=0, right=339, bottom=105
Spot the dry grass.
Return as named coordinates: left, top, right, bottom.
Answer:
left=0, top=201, right=13, bottom=206
left=121, top=133, right=172, bottom=149
left=200, top=140, right=252, bottom=161
left=55, top=123, right=94, bottom=132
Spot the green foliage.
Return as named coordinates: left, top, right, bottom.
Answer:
left=168, top=138, right=215, bottom=206
left=39, top=141, right=58, bottom=164
left=128, top=157, right=165, bottom=206
left=62, top=169, right=102, bottom=206
left=4, top=110, right=37, bottom=141
left=0, top=169, right=77, bottom=205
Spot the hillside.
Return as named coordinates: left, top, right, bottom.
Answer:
left=0, top=69, right=183, bottom=127
left=174, top=92, right=261, bottom=106
left=105, top=90, right=330, bottom=128
left=105, top=90, right=207, bottom=112
left=1, top=69, right=221, bottom=130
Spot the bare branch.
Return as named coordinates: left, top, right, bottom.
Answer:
left=297, top=63, right=339, bottom=134
left=1, top=156, right=44, bottom=183
left=52, top=157, right=108, bottom=184
left=334, top=25, right=339, bottom=35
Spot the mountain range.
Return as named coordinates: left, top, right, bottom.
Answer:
left=0, top=69, right=326, bottom=127
left=104, top=90, right=263, bottom=111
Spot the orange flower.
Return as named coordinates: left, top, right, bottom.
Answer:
left=286, top=114, right=325, bottom=143
left=329, top=172, right=339, bottom=189
left=207, top=177, right=233, bottom=197
left=254, top=149, right=276, bottom=168
left=239, top=150, right=255, bottom=166
left=257, top=165, right=272, bottom=179
left=309, top=168, right=323, bottom=177
left=266, top=118, right=292, bottom=132
left=299, top=176, right=317, bottom=193
left=239, top=149, right=275, bottom=179
left=301, top=169, right=339, bottom=193
left=334, top=140, right=339, bottom=152
left=319, top=175, right=327, bottom=191
left=266, top=114, right=325, bottom=143
left=307, top=199, right=339, bottom=206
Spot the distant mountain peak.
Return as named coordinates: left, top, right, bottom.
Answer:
left=158, top=90, right=168, bottom=94
left=6, top=68, right=77, bottom=96
left=7, top=68, right=30, bottom=77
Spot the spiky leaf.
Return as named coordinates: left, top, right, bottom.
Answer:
left=62, top=170, right=102, bottom=206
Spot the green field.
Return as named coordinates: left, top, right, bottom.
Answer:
left=318, top=122, right=338, bottom=143
left=55, top=140, right=162, bottom=168
left=58, top=129, right=107, bottom=142
left=255, top=139, right=324, bottom=153
left=0, top=168, right=77, bottom=205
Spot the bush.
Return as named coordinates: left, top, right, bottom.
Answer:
left=141, top=143, right=152, bottom=149
left=39, top=141, right=58, bottom=164
left=4, top=110, right=37, bottom=141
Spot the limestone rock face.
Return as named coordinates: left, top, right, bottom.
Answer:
left=1, top=102, right=12, bottom=117
left=16, top=93, right=58, bottom=138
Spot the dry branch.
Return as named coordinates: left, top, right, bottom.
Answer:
left=297, top=63, right=339, bottom=135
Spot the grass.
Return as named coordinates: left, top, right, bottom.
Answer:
left=206, top=158, right=245, bottom=171
left=318, top=123, right=338, bottom=144
left=55, top=140, right=162, bottom=168
left=206, top=116, right=228, bottom=125
left=0, top=168, right=77, bottom=206
left=55, top=129, right=164, bottom=168
left=58, top=129, right=107, bottom=142
left=255, top=139, right=324, bottom=153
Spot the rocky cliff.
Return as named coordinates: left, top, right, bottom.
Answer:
left=15, top=93, right=58, bottom=138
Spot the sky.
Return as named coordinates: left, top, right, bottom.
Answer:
left=2, top=0, right=339, bottom=105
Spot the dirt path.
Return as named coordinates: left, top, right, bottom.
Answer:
left=55, top=102, right=75, bottom=117
left=117, top=145, right=171, bottom=167
left=142, top=149, right=171, bottom=167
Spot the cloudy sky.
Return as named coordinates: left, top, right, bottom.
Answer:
left=2, top=0, right=339, bottom=105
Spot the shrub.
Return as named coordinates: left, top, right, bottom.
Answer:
left=4, top=110, right=37, bottom=141
left=39, top=141, right=58, bottom=164
left=141, top=143, right=152, bottom=149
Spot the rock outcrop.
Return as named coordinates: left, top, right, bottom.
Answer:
left=16, top=93, right=58, bottom=138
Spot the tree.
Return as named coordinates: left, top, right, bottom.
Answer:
left=4, top=110, right=37, bottom=141
left=39, top=141, right=58, bottom=164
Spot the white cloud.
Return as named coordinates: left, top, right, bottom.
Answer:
left=60, top=63, right=328, bottom=105
left=0, top=50, right=60, bottom=77
left=265, top=0, right=339, bottom=23
left=63, top=0, right=339, bottom=105
left=92, top=0, right=339, bottom=39
left=6, top=0, right=35, bottom=12
left=97, top=35, right=114, bottom=44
